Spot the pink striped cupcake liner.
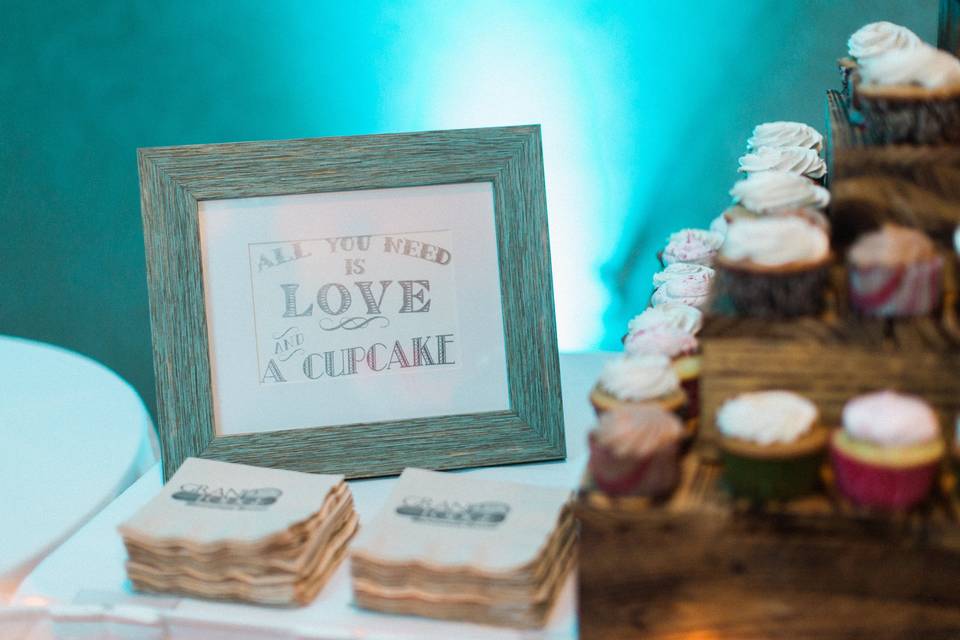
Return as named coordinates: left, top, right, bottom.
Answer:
left=848, top=256, right=944, bottom=317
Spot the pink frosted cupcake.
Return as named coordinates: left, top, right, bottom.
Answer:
left=588, top=405, right=684, bottom=498
left=626, top=303, right=704, bottom=337
left=660, top=229, right=724, bottom=267
left=847, top=225, right=944, bottom=317
left=830, top=391, right=944, bottom=511
left=624, top=327, right=701, bottom=421
left=650, top=266, right=714, bottom=311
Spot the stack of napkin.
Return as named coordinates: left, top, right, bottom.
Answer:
left=118, top=457, right=357, bottom=606
left=351, top=468, right=575, bottom=628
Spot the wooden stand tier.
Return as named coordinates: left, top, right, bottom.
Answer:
left=576, top=453, right=960, bottom=639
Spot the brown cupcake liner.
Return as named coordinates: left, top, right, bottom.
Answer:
left=714, top=262, right=830, bottom=318
left=855, top=84, right=960, bottom=145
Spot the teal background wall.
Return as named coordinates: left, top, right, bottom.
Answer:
left=1, top=1, right=937, bottom=417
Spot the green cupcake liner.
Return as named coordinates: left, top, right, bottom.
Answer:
left=721, top=450, right=825, bottom=501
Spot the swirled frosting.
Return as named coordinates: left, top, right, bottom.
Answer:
left=625, top=326, right=699, bottom=359
left=843, top=391, right=939, bottom=447
left=729, top=170, right=831, bottom=213
left=848, top=22, right=922, bottom=61
left=627, top=303, right=703, bottom=336
left=661, top=229, right=724, bottom=266
left=717, top=391, right=818, bottom=445
left=721, top=216, right=829, bottom=267
left=651, top=273, right=713, bottom=309
left=653, top=262, right=716, bottom=288
left=747, top=122, right=823, bottom=153
left=738, top=146, right=827, bottom=180
left=859, top=43, right=960, bottom=89
left=592, top=405, right=683, bottom=458
left=847, top=224, right=936, bottom=266
left=709, top=213, right=728, bottom=237
left=598, top=354, right=680, bottom=402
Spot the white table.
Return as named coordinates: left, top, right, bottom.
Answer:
left=8, top=352, right=609, bottom=640
left=0, top=336, right=158, bottom=602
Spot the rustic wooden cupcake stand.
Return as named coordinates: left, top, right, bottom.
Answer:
left=576, top=43, right=960, bottom=640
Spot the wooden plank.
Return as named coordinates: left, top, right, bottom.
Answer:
left=577, top=453, right=960, bottom=639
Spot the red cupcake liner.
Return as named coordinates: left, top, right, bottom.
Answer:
left=680, top=377, right=699, bottom=421
left=588, top=434, right=679, bottom=498
left=848, top=256, right=943, bottom=317
left=830, top=443, right=939, bottom=511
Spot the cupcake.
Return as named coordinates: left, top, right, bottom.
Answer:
left=721, top=205, right=830, bottom=232
left=856, top=43, right=960, bottom=144
left=717, top=391, right=829, bottom=501
left=847, top=224, right=944, bottom=317
left=626, top=303, right=704, bottom=337
left=746, top=122, right=823, bottom=153
left=714, top=216, right=832, bottom=317
left=589, top=354, right=686, bottom=417
left=841, top=22, right=922, bottom=98
left=738, top=146, right=827, bottom=182
left=660, top=229, right=724, bottom=267
left=652, top=263, right=715, bottom=289
left=728, top=170, right=830, bottom=215
left=830, top=391, right=944, bottom=511
left=624, top=327, right=701, bottom=422
left=650, top=268, right=714, bottom=311
left=587, top=405, right=683, bottom=498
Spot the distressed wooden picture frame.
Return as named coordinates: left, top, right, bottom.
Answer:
left=139, top=125, right=565, bottom=481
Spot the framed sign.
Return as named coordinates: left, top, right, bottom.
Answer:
left=139, top=125, right=564, bottom=480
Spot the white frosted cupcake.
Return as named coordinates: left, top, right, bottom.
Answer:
left=729, top=171, right=830, bottom=215
left=589, top=354, right=686, bottom=417
left=714, top=216, right=832, bottom=317
left=746, top=122, right=823, bottom=153
left=848, top=21, right=922, bottom=62
left=718, top=391, right=829, bottom=500
left=660, top=229, right=724, bottom=267
left=841, top=21, right=923, bottom=95
left=856, top=43, right=960, bottom=144
left=738, top=146, right=826, bottom=182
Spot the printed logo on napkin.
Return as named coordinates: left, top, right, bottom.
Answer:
left=351, top=468, right=573, bottom=573
left=395, top=496, right=510, bottom=528
left=249, top=230, right=460, bottom=385
left=171, top=484, right=282, bottom=511
left=118, top=458, right=345, bottom=546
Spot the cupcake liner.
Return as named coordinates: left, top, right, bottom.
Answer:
left=721, top=449, right=825, bottom=501
left=714, top=262, right=830, bottom=318
left=588, top=434, right=680, bottom=498
left=678, top=376, right=699, bottom=421
left=830, top=443, right=940, bottom=511
left=848, top=255, right=944, bottom=317
left=856, top=89, right=960, bottom=145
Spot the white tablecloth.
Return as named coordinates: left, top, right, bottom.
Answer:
left=0, top=335, right=158, bottom=602
left=7, top=352, right=610, bottom=640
